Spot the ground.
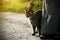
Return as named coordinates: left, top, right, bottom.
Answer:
left=0, top=12, right=40, bottom=40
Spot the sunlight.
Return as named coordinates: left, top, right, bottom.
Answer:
left=0, top=0, right=28, bottom=13
left=0, top=0, right=42, bottom=13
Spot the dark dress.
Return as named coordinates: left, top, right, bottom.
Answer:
left=41, top=0, right=60, bottom=40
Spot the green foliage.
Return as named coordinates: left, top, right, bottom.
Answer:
left=33, top=0, right=43, bottom=11
left=0, top=0, right=43, bottom=13
left=0, top=1, right=28, bottom=13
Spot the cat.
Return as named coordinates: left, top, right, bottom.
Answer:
left=24, top=9, right=42, bottom=36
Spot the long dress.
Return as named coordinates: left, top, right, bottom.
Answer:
left=41, top=0, right=60, bottom=40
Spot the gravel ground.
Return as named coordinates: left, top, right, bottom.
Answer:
left=0, top=12, right=40, bottom=40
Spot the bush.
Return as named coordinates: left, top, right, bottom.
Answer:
left=0, top=0, right=43, bottom=13
left=33, top=0, right=43, bottom=11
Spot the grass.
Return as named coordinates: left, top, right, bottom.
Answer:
left=0, top=0, right=43, bottom=13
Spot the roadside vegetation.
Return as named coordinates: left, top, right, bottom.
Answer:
left=0, top=0, right=43, bottom=13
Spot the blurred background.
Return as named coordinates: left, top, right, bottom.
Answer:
left=0, top=0, right=43, bottom=13
left=0, top=0, right=43, bottom=40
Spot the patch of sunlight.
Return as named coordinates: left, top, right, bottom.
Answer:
left=0, top=0, right=29, bottom=13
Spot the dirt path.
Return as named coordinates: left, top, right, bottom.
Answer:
left=0, top=12, right=40, bottom=40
